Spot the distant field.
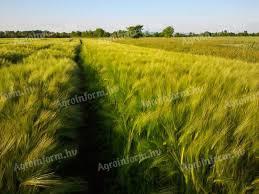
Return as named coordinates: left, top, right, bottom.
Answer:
left=114, top=37, right=259, bottom=63
left=0, top=37, right=258, bottom=194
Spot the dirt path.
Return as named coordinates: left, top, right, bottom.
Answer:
left=71, top=40, right=116, bottom=194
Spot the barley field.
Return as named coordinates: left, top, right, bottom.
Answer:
left=114, top=37, right=259, bottom=63
left=0, top=37, right=258, bottom=194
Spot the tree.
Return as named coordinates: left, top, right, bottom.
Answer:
left=111, top=30, right=128, bottom=38
left=1, top=27, right=258, bottom=38
left=144, top=31, right=152, bottom=37
left=127, top=25, right=144, bottom=38
left=104, top=31, right=111, bottom=37
left=85, top=30, right=94, bottom=37
left=203, top=31, right=212, bottom=36
left=162, top=26, right=174, bottom=37
left=152, top=32, right=161, bottom=37
left=94, top=28, right=105, bottom=37
left=71, top=31, right=81, bottom=37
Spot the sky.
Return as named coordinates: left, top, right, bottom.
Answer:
left=0, top=0, right=259, bottom=33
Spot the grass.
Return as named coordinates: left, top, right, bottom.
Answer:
left=113, top=37, right=259, bottom=63
left=0, top=39, right=52, bottom=66
left=81, top=39, right=258, bottom=194
left=0, top=37, right=258, bottom=194
left=0, top=39, right=85, bottom=193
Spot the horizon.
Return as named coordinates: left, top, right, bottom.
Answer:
left=0, top=27, right=257, bottom=34
left=1, top=0, right=259, bottom=33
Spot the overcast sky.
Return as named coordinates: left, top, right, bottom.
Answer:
left=0, top=0, right=258, bottom=33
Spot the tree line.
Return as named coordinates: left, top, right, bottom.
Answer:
left=0, top=26, right=258, bottom=38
